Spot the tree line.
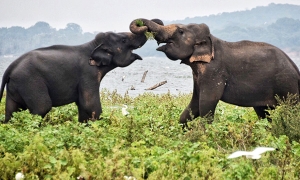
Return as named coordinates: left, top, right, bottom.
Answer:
left=0, top=22, right=95, bottom=56
left=137, top=17, right=300, bottom=57
left=1, top=3, right=300, bottom=57
left=213, top=17, right=300, bottom=51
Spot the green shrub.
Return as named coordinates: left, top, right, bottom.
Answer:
left=0, top=90, right=300, bottom=179
left=269, top=94, right=300, bottom=142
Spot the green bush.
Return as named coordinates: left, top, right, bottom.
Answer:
left=269, top=94, right=300, bottom=142
left=0, top=90, right=300, bottom=179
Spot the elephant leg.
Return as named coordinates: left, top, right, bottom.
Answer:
left=77, top=90, right=102, bottom=123
left=180, top=93, right=200, bottom=125
left=198, top=98, right=219, bottom=124
left=3, top=94, right=24, bottom=123
left=253, top=106, right=273, bottom=122
left=77, top=104, right=101, bottom=123
left=198, top=81, right=225, bottom=123
left=180, top=73, right=200, bottom=127
left=26, top=96, right=52, bottom=118
left=20, top=84, right=52, bottom=118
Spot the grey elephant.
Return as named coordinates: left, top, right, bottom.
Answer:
left=129, top=18, right=300, bottom=125
left=0, top=31, right=147, bottom=123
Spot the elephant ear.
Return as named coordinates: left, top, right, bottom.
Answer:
left=190, top=35, right=214, bottom=63
left=190, top=24, right=214, bottom=63
left=89, top=44, right=113, bottom=66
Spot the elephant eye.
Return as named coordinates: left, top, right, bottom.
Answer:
left=178, top=29, right=184, bottom=34
left=103, top=48, right=112, bottom=54
left=122, top=38, right=126, bottom=43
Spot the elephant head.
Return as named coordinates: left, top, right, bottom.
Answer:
left=129, top=18, right=214, bottom=63
left=89, top=32, right=147, bottom=67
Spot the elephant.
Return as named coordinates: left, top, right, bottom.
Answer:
left=129, top=18, right=300, bottom=125
left=0, top=31, right=147, bottom=123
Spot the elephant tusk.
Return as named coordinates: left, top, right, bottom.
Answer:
left=89, top=59, right=97, bottom=66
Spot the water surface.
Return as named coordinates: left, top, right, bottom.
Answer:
left=0, top=56, right=193, bottom=97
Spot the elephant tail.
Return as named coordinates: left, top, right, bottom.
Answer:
left=0, top=67, right=11, bottom=102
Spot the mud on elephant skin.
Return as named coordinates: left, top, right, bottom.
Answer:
left=0, top=31, right=147, bottom=123
left=130, top=18, right=300, bottom=125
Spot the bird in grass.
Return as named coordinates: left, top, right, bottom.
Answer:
left=228, top=147, right=275, bottom=159
left=122, top=104, right=129, bottom=116
left=77, top=175, right=85, bottom=180
left=15, top=172, right=24, bottom=180
left=124, top=176, right=136, bottom=180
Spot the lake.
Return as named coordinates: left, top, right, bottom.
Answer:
left=1, top=54, right=299, bottom=97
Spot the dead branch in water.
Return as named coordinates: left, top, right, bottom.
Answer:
left=141, top=70, right=148, bottom=82
left=145, top=80, right=167, bottom=90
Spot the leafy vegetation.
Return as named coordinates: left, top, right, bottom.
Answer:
left=0, top=89, right=300, bottom=179
left=135, top=19, right=156, bottom=40
left=135, top=19, right=145, bottom=27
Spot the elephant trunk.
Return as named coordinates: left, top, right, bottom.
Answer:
left=131, top=33, right=147, bottom=49
left=129, top=18, right=167, bottom=42
left=129, top=18, right=150, bottom=35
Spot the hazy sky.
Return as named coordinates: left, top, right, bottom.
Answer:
left=1, top=0, right=300, bottom=33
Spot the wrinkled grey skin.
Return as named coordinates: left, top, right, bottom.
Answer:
left=130, top=18, right=300, bottom=126
left=0, top=32, right=147, bottom=123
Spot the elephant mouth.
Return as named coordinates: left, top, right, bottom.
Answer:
left=157, top=40, right=173, bottom=46
left=129, top=43, right=144, bottom=60
left=133, top=53, right=142, bottom=60
left=131, top=50, right=142, bottom=60
left=156, top=41, right=173, bottom=52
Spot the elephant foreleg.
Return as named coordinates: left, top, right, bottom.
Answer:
left=197, top=79, right=225, bottom=123
left=77, top=106, right=101, bottom=123
left=198, top=98, right=219, bottom=123
left=77, top=90, right=102, bottom=123
left=180, top=91, right=199, bottom=125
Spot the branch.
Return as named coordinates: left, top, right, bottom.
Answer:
left=145, top=80, right=167, bottom=90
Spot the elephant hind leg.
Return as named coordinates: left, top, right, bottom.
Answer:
left=21, top=93, right=52, bottom=118
left=253, top=106, right=273, bottom=122
left=26, top=97, right=52, bottom=118
left=18, top=82, right=53, bottom=118
left=4, top=94, right=25, bottom=123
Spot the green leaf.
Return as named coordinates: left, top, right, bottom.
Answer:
left=49, top=156, right=57, bottom=164
left=60, top=159, right=68, bottom=166
left=43, top=164, right=52, bottom=169
left=135, top=19, right=144, bottom=27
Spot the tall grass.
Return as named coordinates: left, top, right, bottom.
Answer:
left=0, top=89, right=299, bottom=179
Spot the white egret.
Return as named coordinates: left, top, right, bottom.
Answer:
left=122, top=75, right=125, bottom=81
left=15, top=172, right=24, bottom=180
left=122, top=104, right=129, bottom=116
left=77, top=175, right=85, bottom=180
left=124, top=176, right=136, bottom=180
left=228, top=147, right=275, bottom=159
